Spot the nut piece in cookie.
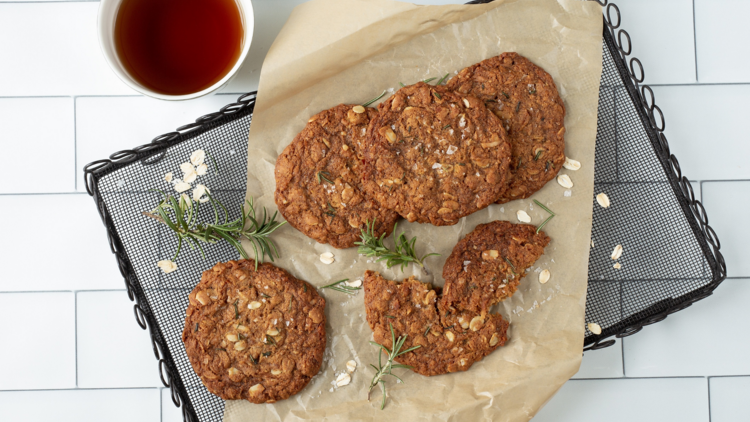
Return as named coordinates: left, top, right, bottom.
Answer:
left=182, top=260, right=326, bottom=404
left=364, top=270, right=509, bottom=376
left=447, top=53, right=566, bottom=203
left=275, top=104, right=400, bottom=248
left=439, top=221, right=550, bottom=315
left=361, top=82, right=511, bottom=226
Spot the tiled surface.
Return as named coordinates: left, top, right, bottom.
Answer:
left=614, top=0, right=697, bottom=85
left=0, top=388, right=160, bottom=422
left=623, top=279, right=750, bottom=377
left=701, top=182, right=749, bottom=278
left=76, top=291, right=162, bottom=388
left=1, top=1, right=748, bottom=421
left=694, top=0, right=750, bottom=83
left=710, top=377, right=750, bottom=422
left=0, top=293, right=76, bottom=390
left=0, top=194, right=123, bottom=292
left=0, top=98, right=75, bottom=194
left=534, top=378, right=709, bottom=422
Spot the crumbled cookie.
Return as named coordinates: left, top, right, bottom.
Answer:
left=364, top=270, right=508, bottom=376
left=439, top=221, right=550, bottom=315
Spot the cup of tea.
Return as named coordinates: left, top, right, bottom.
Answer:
left=98, top=0, right=254, bottom=101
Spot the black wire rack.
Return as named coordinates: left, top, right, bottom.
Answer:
left=82, top=1, right=726, bottom=420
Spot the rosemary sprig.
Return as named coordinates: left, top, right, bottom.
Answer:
left=320, top=279, right=360, bottom=295
left=143, top=193, right=285, bottom=270
left=362, top=90, right=387, bottom=107
left=368, top=323, right=421, bottom=410
left=317, top=171, right=334, bottom=185
left=435, top=73, right=450, bottom=85
left=355, top=219, right=439, bottom=274
left=533, top=199, right=556, bottom=233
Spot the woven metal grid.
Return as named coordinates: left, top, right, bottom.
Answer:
left=82, top=2, right=726, bottom=421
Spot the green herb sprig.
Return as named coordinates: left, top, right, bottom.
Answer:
left=368, top=323, right=421, bottom=410
left=355, top=219, right=439, bottom=274
left=362, top=90, right=387, bottom=107
left=533, top=199, right=556, bottom=233
left=143, top=193, right=285, bottom=270
left=435, top=73, right=450, bottom=85
left=320, top=279, right=361, bottom=295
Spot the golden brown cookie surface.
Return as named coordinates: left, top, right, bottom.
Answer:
left=361, top=82, right=511, bottom=226
left=182, top=260, right=326, bottom=403
left=364, top=270, right=508, bottom=376
left=275, top=104, right=399, bottom=248
left=439, top=221, right=550, bottom=315
left=447, top=53, right=566, bottom=203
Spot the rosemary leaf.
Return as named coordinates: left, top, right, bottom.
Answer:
left=534, top=150, right=542, bottom=161
left=533, top=199, right=556, bottom=234
left=436, top=73, right=450, bottom=86
left=266, top=335, right=277, bottom=346
left=399, top=82, right=406, bottom=87
left=422, top=77, right=436, bottom=83
left=144, top=190, right=285, bottom=271
left=354, top=219, right=439, bottom=274
left=362, top=90, right=387, bottom=107
left=320, top=279, right=360, bottom=295
left=233, top=300, right=239, bottom=319
left=317, top=171, right=334, bottom=185
left=368, top=323, right=421, bottom=410
left=433, top=91, right=442, bottom=99
left=504, top=257, right=517, bottom=275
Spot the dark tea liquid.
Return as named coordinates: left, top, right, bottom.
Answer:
left=114, top=0, right=244, bottom=96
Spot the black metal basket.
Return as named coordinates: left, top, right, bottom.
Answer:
left=83, top=1, right=726, bottom=421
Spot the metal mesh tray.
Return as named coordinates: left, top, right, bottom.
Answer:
left=82, top=2, right=726, bottom=420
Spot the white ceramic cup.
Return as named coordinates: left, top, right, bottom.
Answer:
left=97, top=0, right=254, bottom=101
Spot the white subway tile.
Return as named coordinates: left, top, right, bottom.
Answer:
left=0, top=292, right=75, bottom=390
left=0, top=194, right=122, bottom=291
left=0, top=3, right=134, bottom=96
left=624, top=280, right=750, bottom=377
left=75, top=94, right=241, bottom=190
left=221, top=0, right=309, bottom=94
left=650, top=85, right=750, bottom=181
left=573, top=338, right=623, bottom=379
left=613, top=0, right=696, bottom=85
left=77, top=291, right=162, bottom=388
left=534, top=378, right=709, bottom=422
left=162, top=388, right=186, bottom=422
left=0, top=388, right=160, bottom=422
left=695, top=0, right=750, bottom=83
left=0, top=98, right=74, bottom=193
left=702, top=182, right=749, bottom=278
left=710, top=377, right=750, bottom=422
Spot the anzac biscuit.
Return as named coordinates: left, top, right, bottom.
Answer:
left=182, top=260, right=326, bottom=403
left=364, top=270, right=509, bottom=376
left=361, top=82, right=511, bottom=226
left=275, top=104, right=399, bottom=249
left=439, top=221, right=550, bottom=315
left=447, top=53, right=566, bottom=203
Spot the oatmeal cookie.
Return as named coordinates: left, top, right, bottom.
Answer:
left=447, top=53, right=566, bottom=203
left=182, top=260, right=326, bottom=403
left=364, top=270, right=509, bottom=376
left=438, top=221, right=550, bottom=315
left=361, top=82, right=511, bottom=226
left=275, top=104, right=399, bottom=248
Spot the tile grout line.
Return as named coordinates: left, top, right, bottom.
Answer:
left=74, top=290, right=78, bottom=388
left=692, top=0, right=699, bottom=83
left=74, top=96, right=78, bottom=192
left=707, top=376, right=712, bottom=422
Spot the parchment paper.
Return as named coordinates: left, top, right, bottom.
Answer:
left=234, top=0, right=602, bottom=420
